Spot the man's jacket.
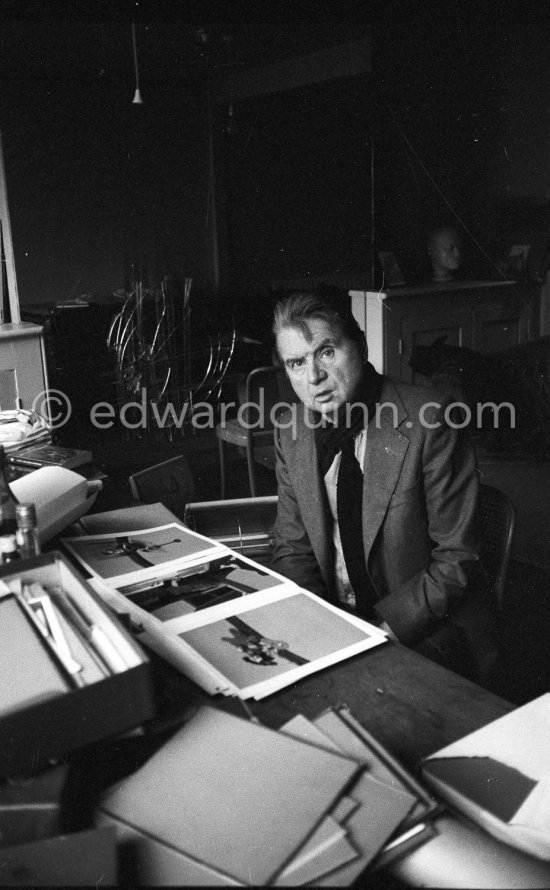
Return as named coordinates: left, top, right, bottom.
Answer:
left=272, top=376, right=481, bottom=648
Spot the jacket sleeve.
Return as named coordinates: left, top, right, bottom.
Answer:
left=271, top=425, right=328, bottom=597
left=374, top=400, right=480, bottom=645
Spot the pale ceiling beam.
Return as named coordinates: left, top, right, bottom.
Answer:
left=211, top=34, right=371, bottom=104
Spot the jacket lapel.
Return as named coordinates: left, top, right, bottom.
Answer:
left=362, top=379, right=410, bottom=560
left=286, top=411, right=334, bottom=586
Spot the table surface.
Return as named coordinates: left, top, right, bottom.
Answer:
left=34, top=495, right=550, bottom=887
left=143, top=636, right=550, bottom=890
left=149, top=635, right=513, bottom=774
left=77, top=497, right=515, bottom=769
left=249, top=639, right=514, bottom=766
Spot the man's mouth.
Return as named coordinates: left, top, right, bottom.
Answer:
left=314, top=390, right=334, bottom=403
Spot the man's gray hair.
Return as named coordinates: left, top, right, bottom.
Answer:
left=272, top=291, right=367, bottom=362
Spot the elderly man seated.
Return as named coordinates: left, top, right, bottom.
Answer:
left=270, top=290, right=496, bottom=681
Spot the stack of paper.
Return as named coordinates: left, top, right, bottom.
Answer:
left=276, top=706, right=436, bottom=885
left=96, top=707, right=355, bottom=885
left=0, top=408, right=51, bottom=452
left=96, top=707, right=419, bottom=886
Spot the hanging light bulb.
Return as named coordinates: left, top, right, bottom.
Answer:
left=226, top=102, right=239, bottom=136
left=131, top=22, right=143, bottom=104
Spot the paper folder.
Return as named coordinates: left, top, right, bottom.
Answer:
left=420, top=693, right=550, bottom=860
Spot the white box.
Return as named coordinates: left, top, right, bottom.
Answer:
left=0, top=322, right=48, bottom=412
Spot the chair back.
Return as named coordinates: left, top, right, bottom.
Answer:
left=475, top=483, right=516, bottom=609
left=239, top=365, right=294, bottom=428
left=129, top=455, right=195, bottom=519
left=184, top=495, right=278, bottom=564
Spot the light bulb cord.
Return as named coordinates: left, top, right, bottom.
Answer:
left=131, top=22, right=142, bottom=102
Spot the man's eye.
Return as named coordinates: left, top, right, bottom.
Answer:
left=290, top=359, right=304, bottom=370
left=321, top=347, right=335, bottom=359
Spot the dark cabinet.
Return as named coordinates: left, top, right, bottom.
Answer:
left=350, top=280, right=541, bottom=382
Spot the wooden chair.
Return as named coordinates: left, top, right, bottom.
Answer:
left=476, top=482, right=516, bottom=610
left=215, top=366, right=289, bottom=499
left=128, top=454, right=195, bottom=520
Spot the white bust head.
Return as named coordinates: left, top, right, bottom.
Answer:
left=428, top=226, right=462, bottom=282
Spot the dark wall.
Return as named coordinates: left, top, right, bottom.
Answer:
left=1, top=40, right=210, bottom=305
left=368, top=2, right=512, bottom=281
left=217, top=73, right=373, bottom=291
left=2, top=8, right=550, bottom=311
left=217, top=3, right=550, bottom=291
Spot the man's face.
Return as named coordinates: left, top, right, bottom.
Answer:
left=277, top=318, right=364, bottom=414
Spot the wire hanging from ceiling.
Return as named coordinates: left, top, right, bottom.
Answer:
left=386, top=103, right=508, bottom=282
left=131, top=22, right=143, bottom=104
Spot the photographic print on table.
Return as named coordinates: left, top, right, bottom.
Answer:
left=118, top=553, right=283, bottom=623
left=62, top=523, right=221, bottom=587
left=62, top=517, right=388, bottom=700
left=179, top=590, right=376, bottom=697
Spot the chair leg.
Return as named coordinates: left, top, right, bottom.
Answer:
left=218, top=437, right=227, bottom=499
left=246, top=440, right=257, bottom=498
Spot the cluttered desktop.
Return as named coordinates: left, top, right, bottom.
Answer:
left=1, top=411, right=550, bottom=887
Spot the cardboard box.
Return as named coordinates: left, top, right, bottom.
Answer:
left=0, top=760, right=117, bottom=886
left=0, top=762, right=67, bottom=847
left=0, top=552, right=156, bottom=778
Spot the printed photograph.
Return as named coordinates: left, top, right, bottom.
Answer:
left=62, top=523, right=219, bottom=584
left=118, top=553, right=282, bottom=622
left=179, top=591, right=373, bottom=690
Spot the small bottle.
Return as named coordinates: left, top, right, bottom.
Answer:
left=16, top=503, right=41, bottom=559
left=0, top=533, right=20, bottom=563
left=0, top=445, right=19, bottom=537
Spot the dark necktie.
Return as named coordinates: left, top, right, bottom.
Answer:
left=314, top=363, right=383, bottom=619
left=336, top=436, right=378, bottom=620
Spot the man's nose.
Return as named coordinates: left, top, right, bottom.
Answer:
left=307, top=357, right=326, bottom=384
